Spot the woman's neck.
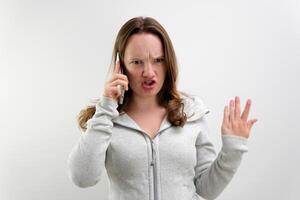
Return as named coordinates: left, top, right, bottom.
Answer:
left=125, top=95, right=163, bottom=113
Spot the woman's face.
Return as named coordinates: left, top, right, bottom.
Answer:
left=123, top=33, right=166, bottom=99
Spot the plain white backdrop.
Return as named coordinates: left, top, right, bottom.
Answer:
left=1, top=0, right=299, bottom=199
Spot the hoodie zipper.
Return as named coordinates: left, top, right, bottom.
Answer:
left=150, top=139, right=158, bottom=200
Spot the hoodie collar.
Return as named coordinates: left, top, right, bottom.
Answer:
left=112, top=93, right=210, bottom=132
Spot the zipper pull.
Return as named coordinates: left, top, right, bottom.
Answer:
left=150, top=160, right=154, bottom=166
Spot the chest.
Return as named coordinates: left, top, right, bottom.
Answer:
left=126, top=110, right=167, bottom=139
left=106, top=122, right=201, bottom=179
left=134, top=115, right=165, bottom=139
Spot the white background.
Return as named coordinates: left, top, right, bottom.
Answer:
left=1, top=0, right=299, bottom=199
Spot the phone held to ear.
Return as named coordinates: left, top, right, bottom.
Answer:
left=116, top=52, right=125, bottom=105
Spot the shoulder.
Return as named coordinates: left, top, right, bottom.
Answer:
left=179, top=91, right=210, bottom=122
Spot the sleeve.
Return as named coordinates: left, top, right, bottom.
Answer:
left=193, top=116, right=248, bottom=200
left=67, top=96, right=119, bottom=188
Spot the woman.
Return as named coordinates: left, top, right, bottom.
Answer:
left=68, top=16, right=257, bottom=200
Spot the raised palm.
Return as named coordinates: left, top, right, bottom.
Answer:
left=221, top=96, right=258, bottom=139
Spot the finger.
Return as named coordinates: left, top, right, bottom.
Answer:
left=223, top=105, right=229, bottom=125
left=229, top=99, right=235, bottom=123
left=114, top=61, right=121, bottom=74
left=106, top=85, right=121, bottom=97
left=241, top=99, right=252, bottom=121
left=111, top=73, right=128, bottom=82
left=235, top=96, right=241, bottom=120
left=111, top=79, right=128, bottom=90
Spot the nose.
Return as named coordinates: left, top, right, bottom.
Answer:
left=142, top=61, right=155, bottom=78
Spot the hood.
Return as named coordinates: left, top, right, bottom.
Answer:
left=180, top=92, right=210, bottom=122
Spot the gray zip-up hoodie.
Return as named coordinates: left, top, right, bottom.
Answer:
left=67, top=93, right=248, bottom=200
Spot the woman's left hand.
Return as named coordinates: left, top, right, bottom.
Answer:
left=221, top=96, right=258, bottom=139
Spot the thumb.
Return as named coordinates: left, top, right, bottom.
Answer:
left=247, top=119, right=258, bottom=130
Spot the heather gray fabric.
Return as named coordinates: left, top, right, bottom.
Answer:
left=67, top=93, right=248, bottom=200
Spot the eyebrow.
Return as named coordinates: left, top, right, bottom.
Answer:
left=128, top=56, right=164, bottom=61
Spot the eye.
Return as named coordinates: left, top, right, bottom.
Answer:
left=132, top=60, right=143, bottom=65
left=155, top=58, right=164, bottom=63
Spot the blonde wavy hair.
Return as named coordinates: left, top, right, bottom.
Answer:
left=78, top=16, right=190, bottom=132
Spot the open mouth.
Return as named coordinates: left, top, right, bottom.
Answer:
left=143, top=80, right=156, bottom=86
left=142, top=80, right=156, bottom=89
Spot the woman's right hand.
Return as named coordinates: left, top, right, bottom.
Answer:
left=103, top=61, right=129, bottom=102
